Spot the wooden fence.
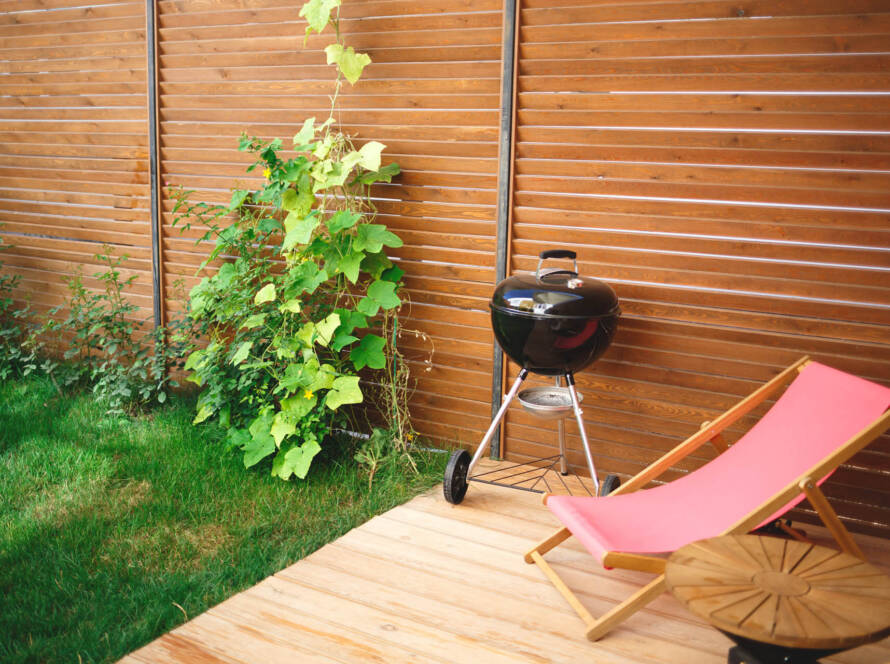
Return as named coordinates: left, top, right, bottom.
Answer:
left=1, top=0, right=888, bottom=537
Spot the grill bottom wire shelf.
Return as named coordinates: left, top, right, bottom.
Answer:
left=468, top=455, right=597, bottom=496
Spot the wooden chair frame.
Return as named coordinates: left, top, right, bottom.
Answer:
left=524, top=356, right=890, bottom=641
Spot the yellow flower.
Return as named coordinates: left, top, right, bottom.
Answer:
left=263, top=167, right=271, bottom=179
left=406, top=432, right=415, bottom=442
left=303, top=389, right=313, bottom=399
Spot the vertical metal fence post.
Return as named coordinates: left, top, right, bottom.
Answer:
left=146, top=0, right=164, bottom=328
left=490, top=0, right=519, bottom=458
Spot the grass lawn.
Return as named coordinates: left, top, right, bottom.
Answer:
left=0, top=374, right=447, bottom=664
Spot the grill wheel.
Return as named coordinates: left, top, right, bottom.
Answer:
left=599, top=473, right=621, bottom=497
left=443, top=449, right=470, bottom=504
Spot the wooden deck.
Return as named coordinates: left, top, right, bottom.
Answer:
left=121, top=459, right=890, bottom=664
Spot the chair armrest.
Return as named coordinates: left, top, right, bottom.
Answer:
left=610, top=356, right=811, bottom=497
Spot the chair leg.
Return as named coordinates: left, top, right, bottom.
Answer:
left=800, top=478, right=866, bottom=560
left=585, top=575, right=667, bottom=641
left=525, top=526, right=668, bottom=641
left=528, top=550, right=599, bottom=630
left=523, top=525, right=571, bottom=563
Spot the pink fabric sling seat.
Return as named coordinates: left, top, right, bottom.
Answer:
left=547, top=362, right=890, bottom=563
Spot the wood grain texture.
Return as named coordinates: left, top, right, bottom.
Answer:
left=502, top=0, right=890, bottom=537
left=666, top=535, right=890, bottom=650
left=0, top=0, right=153, bottom=321
left=119, top=478, right=890, bottom=664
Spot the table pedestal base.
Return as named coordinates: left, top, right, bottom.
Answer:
left=725, top=634, right=841, bottom=664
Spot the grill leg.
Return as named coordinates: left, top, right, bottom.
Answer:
left=466, top=369, right=529, bottom=477
left=565, top=373, right=600, bottom=496
left=556, top=375, right=568, bottom=474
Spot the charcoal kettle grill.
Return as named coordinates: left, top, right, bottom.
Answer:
left=443, top=250, right=622, bottom=504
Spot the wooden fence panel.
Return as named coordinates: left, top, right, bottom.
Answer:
left=2, top=0, right=889, bottom=537
left=156, top=0, right=503, bottom=447
left=504, top=0, right=890, bottom=537
left=0, top=0, right=153, bottom=322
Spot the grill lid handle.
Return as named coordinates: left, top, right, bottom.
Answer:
left=540, top=249, right=576, bottom=260
left=537, top=249, right=578, bottom=280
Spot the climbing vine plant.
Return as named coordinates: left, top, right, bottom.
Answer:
left=172, top=0, right=414, bottom=480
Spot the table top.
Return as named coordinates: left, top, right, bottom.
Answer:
left=665, top=534, right=890, bottom=651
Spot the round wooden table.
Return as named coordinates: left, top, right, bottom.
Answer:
left=665, top=534, right=890, bottom=664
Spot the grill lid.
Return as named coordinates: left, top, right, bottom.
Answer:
left=490, top=249, right=620, bottom=320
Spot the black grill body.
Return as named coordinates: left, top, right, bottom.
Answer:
left=489, top=261, right=620, bottom=376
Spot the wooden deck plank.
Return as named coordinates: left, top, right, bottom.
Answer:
left=121, top=472, right=890, bottom=664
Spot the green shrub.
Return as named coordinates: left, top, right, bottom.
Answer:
left=57, top=251, right=186, bottom=415
left=170, top=0, right=418, bottom=481
left=0, top=238, right=184, bottom=415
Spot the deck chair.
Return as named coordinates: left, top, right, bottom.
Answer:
left=524, top=357, right=890, bottom=641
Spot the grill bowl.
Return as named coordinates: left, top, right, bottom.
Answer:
left=491, top=309, right=618, bottom=376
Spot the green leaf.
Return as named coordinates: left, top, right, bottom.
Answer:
left=354, top=224, right=403, bottom=253
left=281, top=188, right=298, bottom=211
left=315, top=312, right=341, bottom=347
left=270, top=411, right=296, bottom=447
left=283, top=212, right=319, bottom=250
left=225, top=427, right=251, bottom=453
left=285, top=261, right=328, bottom=297
left=273, top=336, right=301, bottom=360
left=338, top=250, right=364, bottom=284
left=219, top=405, right=231, bottom=429
left=188, top=280, right=211, bottom=316
left=296, top=321, right=316, bottom=347
left=271, top=447, right=292, bottom=480
left=281, top=391, right=318, bottom=418
left=356, top=297, right=379, bottom=317
left=299, top=0, right=340, bottom=37
left=292, top=117, right=317, bottom=148
left=285, top=437, right=322, bottom=479
left=243, top=415, right=276, bottom=468
left=327, top=210, right=361, bottom=233
left=278, top=299, right=302, bottom=314
left=311, top=161, right=348, bottom=192
left=381, top=265, right=405, bottom=283
left=306, top=363, right=337, bottom=392
left=243, top=436, right=275, bottom=469
left=183, top=349, right=204, bottom=372
left=350, top=334, right=386, bottom=370
left=231, top=340, right=252, bottom=365
left=331, top=332, right=359, bottom=352
left=325, top=375, right=363, bottom=410
left=254, top=283, right=276, bottom=305
left=360, top=251, right=392, bottom=280
left=193, top=402, right=213, bottom=425
left=284, top=158, right=309, bottom=182
left=324, top=43, right=371, bottom=86
left=368, top=279, right=401, bottom=310
left=280, top=359, right=319, bottom=392
left=358, top=161, right=400, bottom=185
left=228, top=189, right=249, bottom=210
left=339, top=150, right=363, bottom=174
left=240, top=313, right=266, bottom=329
left=282, top=187, right=314, bottom=217
left=258, top=217, right=282, bottom=234
left=357, top=141, right=385, bottom=172
left=335, top=309, right=368, bottom=335
left=313, top=135, right=334, bottom=159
